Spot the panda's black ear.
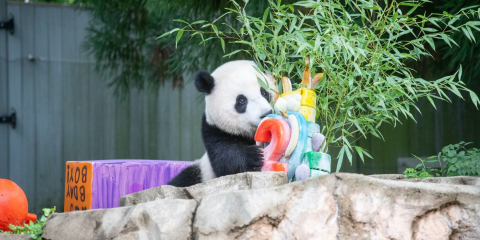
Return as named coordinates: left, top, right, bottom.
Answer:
left=194, top=71, right=215, bottom=94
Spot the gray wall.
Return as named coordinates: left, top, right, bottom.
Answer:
left=0, top=0, right=9, bottom=179
left=1, top=2, right=205, bottom=215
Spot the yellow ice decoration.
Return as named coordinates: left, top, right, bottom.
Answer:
left=275, top=55, right=324, bottom=122
left=300, top=88, right=316, bottom=108
left=299, top=106, right=315, bottom=122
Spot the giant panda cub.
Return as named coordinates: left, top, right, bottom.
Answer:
left=167, top=60, right=276, bottom=187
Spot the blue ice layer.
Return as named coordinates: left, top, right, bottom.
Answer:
left=307, top=121, right=320, bottom=137
left=285, top=112, right=308, bottom=181
left=266, top=114, right=286, bottom=120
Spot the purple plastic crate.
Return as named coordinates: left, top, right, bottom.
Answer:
left=65, top=160, right=191, bottom=210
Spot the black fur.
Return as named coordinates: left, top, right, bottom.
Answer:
left=234, top=94, right=248, bottom=113
left=194, top=71, right=215, bottom=94
left=201, top=115, right=263, bottom=177
left=167, top=115, right=264, bottom=187
left=260, top=87, right=270, bottom=102
left=167, top=164, right=202, bottom=187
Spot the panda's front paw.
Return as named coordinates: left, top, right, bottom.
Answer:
left=246, top=146, right=264, bottom=172
left=247, top=158, right=263, bottom=171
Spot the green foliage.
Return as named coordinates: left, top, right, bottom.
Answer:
left=0, top=207, right=56, bottom=240
left=403, top=168, right=432, bottom=178
left=439, top=141, right=480, bottom=176
left=403, top=154, right=440, bottom=178
left=76, top=0, right=273, bottom=96
left=403, top=142, right=480, bottom=178
left=435, top=0, right=480, bottom=85
left=164, top=0, right=480, bottom=172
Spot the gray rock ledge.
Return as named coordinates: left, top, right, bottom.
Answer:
left=44, top=172, right=480, bottom=240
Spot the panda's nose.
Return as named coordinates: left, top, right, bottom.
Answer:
left=260, top=110, right=272, bottom=119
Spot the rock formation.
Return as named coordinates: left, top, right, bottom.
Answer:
left=42, top=172, right=480, bottom=240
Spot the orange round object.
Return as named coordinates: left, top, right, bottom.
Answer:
left=0, top=179, right=35, bottom=231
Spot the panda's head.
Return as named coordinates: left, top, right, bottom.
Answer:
left=195, top=60, right=277, bottom=139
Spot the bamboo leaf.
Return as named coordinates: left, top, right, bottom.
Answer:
left=354, top=120, right=366, bottom=138
left=440, top=34, right=452, bottom=47
left=449, top=84, right=464, bottom=99
left=466, top=26, right=476, bottom=42
left=462, top=27, right=473, bottom=41
left=175, top=29, right=184, bottom=48
left=469, top=91, right=480, bottom=109
left=157, top=28, right=179, bottom=39
left=426, top=95, right=436, bottom=110
left=354, top=146, right=365, bottom=163
left=174, top=19, right=190, bottom=25
left=256, top=76, right=270, bottom=90
left=459, top=65, right=463, bottom=81
left=423, top=28, right=437, bottom=32
left=223, top=49, right=243, bottom=58
left=399, top=2, right=419, bottom=7
left=191, top=20, right=207, bottom=25
left=220, top=38, right=225, bottom=53
left=263, top=7, right=270, bottom=23
left=424, top=37, right=435, bottom=50
left=212, top=25, right=219, bottom=36
left=466, top=21, right=480, bottom=26
left=345, top=145, right=353, bottom=164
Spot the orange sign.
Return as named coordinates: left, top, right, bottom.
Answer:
left=64, top=162, right=93, bottom=212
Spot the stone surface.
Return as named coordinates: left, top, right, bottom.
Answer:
left=194, top=173, right=480, bottom=240
left=42, top=199, right=196, bottom=240
left=401, top=176, right=480, bottom=186
left=186, top=171, right=287, bottom=201
left=0, top=234, right=32, bottom=240
left=119, top=184, right=189, bottom=207
left=335, top=174, right=480, bottom=239
left=369, top=174, right=480, bottom=185
left=194, top=174, right=338, bottom=240
left=369, top=173, right=407, bottom=180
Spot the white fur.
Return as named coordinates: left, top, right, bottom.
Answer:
left=196, top=153, right=216, bottom=182
left=205, top=60, right=277, bottom=139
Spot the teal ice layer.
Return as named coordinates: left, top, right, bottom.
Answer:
left=303, top=151, right=331, bottom=173
left=310, top=169, right=329, bottom=177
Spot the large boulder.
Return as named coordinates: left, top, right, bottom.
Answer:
left=193, top=173, right=480, bottom=240
left=193, top=172, right=338, bottom=239
left=42, top=199, right=196, bottom=240
left=335, top=173, right=480, bottom=239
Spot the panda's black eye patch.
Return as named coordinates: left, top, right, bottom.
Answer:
left=260, top=87, right=270, bottom=102
left=235, top=94, right=248, bottom=113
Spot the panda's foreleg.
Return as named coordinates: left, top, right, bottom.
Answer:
left=208, top=143, right=264, bottom=178
left=167, top=164, right=203, bottom=187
